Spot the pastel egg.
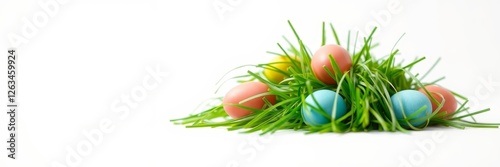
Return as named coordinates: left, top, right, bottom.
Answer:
left=223, top=82, right=276, bottom=119
left=263, top=56, right=297, bottom=83
left=418, top=85, right=457, bottom=118
left=311, top=44, right=352, bottom=84
left=390, top=90, right=432, bottom=127
left=301, top=90, right=347, bottom=126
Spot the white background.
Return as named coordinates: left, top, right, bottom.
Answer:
left=1, top=0, right=500, bottom=167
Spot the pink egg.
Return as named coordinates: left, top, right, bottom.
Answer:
left=223, top=82, right=276, bottom=119
left=311, top=44, right=352, bottom=84
left=418, top=85, right=458, bottom=118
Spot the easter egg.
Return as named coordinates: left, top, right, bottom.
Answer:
left=263, top=56, right=297, bottom=83
left=418, top=85, right=457, bottom=117
left=301, top=90, right=347, bottom=126
left=390, top=90, right=432, bottom=127
left=223, top=82, right=276, bottom=119
left=311, top=44, right=352, bottom=84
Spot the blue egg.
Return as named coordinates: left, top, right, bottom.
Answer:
left=302, top=90, right=347, bottom=126
left=390, top=90, right=432, bottom=127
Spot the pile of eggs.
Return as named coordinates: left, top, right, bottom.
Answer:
left=222, top=44, right=458, bottom=128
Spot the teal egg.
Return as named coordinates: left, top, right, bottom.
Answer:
left=301, top=90, right=347, bottom=126
left=390, top=90, right=432, bottom=127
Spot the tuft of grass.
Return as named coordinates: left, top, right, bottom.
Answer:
left=171, top=21, right=499, bottom=134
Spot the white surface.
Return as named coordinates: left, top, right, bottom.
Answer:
left=1, top=0, right=500, bottom=167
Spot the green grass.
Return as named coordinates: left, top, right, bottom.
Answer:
left=171, top=21, right=499, bottom=134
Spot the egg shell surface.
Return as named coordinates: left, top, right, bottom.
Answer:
left=223, top=82, right=276, bottom=119
left=311, top=44, right=352, bottom=84
left=263, top=56, right=296, bottom=83
left=301, top=89, right=347, bottom=126
left=418, top=85, right=457, bottom=117
left=390, top=90, right=432, bottom=127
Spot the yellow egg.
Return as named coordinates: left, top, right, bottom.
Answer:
left=263, top=56, right=298, bottom=83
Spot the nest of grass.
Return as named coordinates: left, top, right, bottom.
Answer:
left=171, top=21, right=498, bottom=134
